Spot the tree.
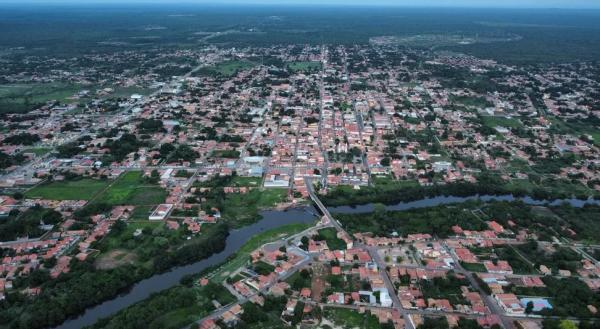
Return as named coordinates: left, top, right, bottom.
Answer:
left=137, top=119, right=164, bottom=133
left=525, top=301, right=534, bottom=314
left=380, top=157, right=391, bottom=166
left=559, top=320, right=578, bottom=329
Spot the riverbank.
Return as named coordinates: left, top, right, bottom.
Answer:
left=84, top=221, right=315, bottom=329
left=328, top=194, right=600, bottom=214
left=1, top=223, right=229, bottom=329
left=53, top=207, right=316, bottom=329
left=322, top=175, right=599, bottom=207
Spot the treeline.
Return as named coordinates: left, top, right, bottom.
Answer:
left=321, top=173, right=598, bottom=207
left=0, top=223, right=230, bottom=329
left=0, top=262, right=143, bottom=329
left=336, top=202, right=486, bottom=237
left=2, top=133, right=40, bottom=145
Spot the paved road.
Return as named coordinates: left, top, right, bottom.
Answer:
left=443, top=242, right=514, bottom=329
left=366, top=245, right=417, bottom=329
left=305, top=177, right=416, bottom=329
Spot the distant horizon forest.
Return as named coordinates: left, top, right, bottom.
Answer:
left=0, top=5, right=600, bottom=63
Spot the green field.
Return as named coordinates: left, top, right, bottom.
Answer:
left=322, top=308, right=385, bottom=329
left=0, top=83, right=81, bottom=114
left=25, top=178, right=110, bottom=200
left=316, top=227, right=347, bottom=250
left=460, top=262, right=488, bottom=273
left=286, top=61, right=322, bottom=73
left=95, top=171, right=167, bottom=205
left=210, top=222, right=312, bottom=283
left=220, top=188, right=288, bottom=225
left=129, top=205, right=154, bottom=221
left=230, top=176, right=262, bottom=187
left=481, top=116, right=523, bottom=129
left=211, top=149, right=240, bottom=158
left=21, top=147, right=51, bottom=156
left=450, top=94, right=493, bottom=108
left=109, top=86, right=152, bottom=99
left=196, top=60, right=255, bottom=77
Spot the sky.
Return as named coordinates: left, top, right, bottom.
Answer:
left=2, top=0, right=600, bottom=9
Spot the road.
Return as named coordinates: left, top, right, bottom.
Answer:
left=443, top=242, right=515, bottom=329
left=305, top=176, right=416, bottom=329
left=190, top=226, right=320, bottom=328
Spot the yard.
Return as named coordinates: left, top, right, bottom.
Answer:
left=25, top=178, right=110, bottom=200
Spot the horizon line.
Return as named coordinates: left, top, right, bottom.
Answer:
left=1, top=1, right=600, bottom=10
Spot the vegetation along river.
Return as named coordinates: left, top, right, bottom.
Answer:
left=58, top=194, right=599, bottom=328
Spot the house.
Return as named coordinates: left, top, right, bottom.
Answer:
left=484, top=260, right=513, bottom=274
left=149, top=204, right=173, bottom=220
left=493, top=293, right=524, bottom=314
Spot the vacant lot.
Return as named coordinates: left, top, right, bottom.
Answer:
left=95, top=249, right=137, bottom=270
left=95, top=171, right=167, bottom=205
left=25, top=178, right=110, bottom=200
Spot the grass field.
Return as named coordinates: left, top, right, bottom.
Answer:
left=95, top=171, right=167, bottom=205
left=0, top=83, right=81, bottom=114
left=230, top=176, right=262, bottom=187
left=129, top=205, right=154, bottom=221
left=25, top=178, right=110, bottom=200
left=481, top=116, right=523, bottom=129
left=460, top=262, right=488, bottom=272
left=211, top=149, right=240, bottom=158
left=220, top=188, right=288, bottom=226
left=373, top=176, right=420, bottom=188
left=99, top=221, right=164, bottom=251
left=322, top=308, right=384, bottom=329
left=450, top=94, right=493, bottom=108
left=196, top=60, right=255, bottom=77
left=109, top=86, right=152, bottom=99
left=21, top=147, right=51, bottom=156
left=210, top=222, right=312, bottom=283
left=317, top=227, right=347, bottom=250
left=287, top=61, right=322, bottom=73
left=549, top=117, right=600, bottom=147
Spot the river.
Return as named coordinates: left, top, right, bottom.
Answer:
left=56, top=193, right=599, bottom=328
left=57, top=207, right=317, bottom=329
left=327, top=194, right=600, bottom=214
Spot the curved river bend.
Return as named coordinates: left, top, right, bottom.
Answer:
left=57, top=194, right=599, bottom=328
left=57, top=207, right=317, bottom=329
